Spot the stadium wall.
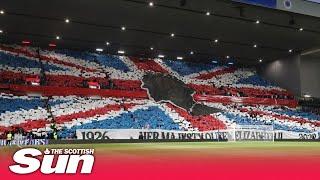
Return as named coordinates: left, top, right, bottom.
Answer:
left=300, top=54, right=320, bottom=98
left=277, top=0, right=320, bottom=18
left=258, top=54, right=320, bottom=98
left=257, top=55, right=301, bottom=96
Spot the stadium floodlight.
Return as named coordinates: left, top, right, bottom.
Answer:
left=299, top=28, right=304, bottom=31
left=22, top=40, right=31, bottom=44
left=304, top=94, right=311, bottom=98
left=158, top=54, right=165, bottom=58
left=259, top=59, right=263, bottom=63
left=0, top=30, right=3, bottom=33
left=49, top=43, right=57, bottom=47
left=0, top=10, right=4, bottom=14
left=150, top=47, right=154, bottom=50
left=170, top=33, right=175, bottom=37
left=289, top=49, right=293, bottom=53
left=253, top=44, right=257, bottom=48
left=121, top=26, right=126, bottom=31
left=255, top=20, right=260, bottom=24
left=177, top=56, right=183, bottom=60
left=118, top=50, right=125, bottom=54
left=56, top=36, right=60, bottom=40
left=190, top=51, right=194, bottom=55
left=149, top=2, right=154, bottom=7
left=206, top=12, right=211, bottom=16
left=214, top=39, right=219, bottom=43
left=106, top=42, right=110, bottom=46
left=65, top=18, right=70, bottom=23
left=96, top=48, right=103, bottom=52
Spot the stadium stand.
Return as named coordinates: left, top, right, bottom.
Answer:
left=0, top=43, right=318, bottom=139
left=0, top=93, right=50, bottom=133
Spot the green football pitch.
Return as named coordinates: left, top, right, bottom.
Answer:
left=2, top=141, right=320, bottom=179
left=3, top=141, right=320, bottom=156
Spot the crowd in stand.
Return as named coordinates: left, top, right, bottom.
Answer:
left=1, top=128, right=57, bottom=143
left=210, top=103, right=319, bottom=133
left=0, top=43, right=319, bottom=143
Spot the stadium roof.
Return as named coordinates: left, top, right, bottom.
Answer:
left=1, top=0, right=320, bottom=64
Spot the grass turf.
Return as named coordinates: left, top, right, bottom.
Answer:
left=3, top=141, right=320, bottom=156
left=2, top=142, right=320, bottom=179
